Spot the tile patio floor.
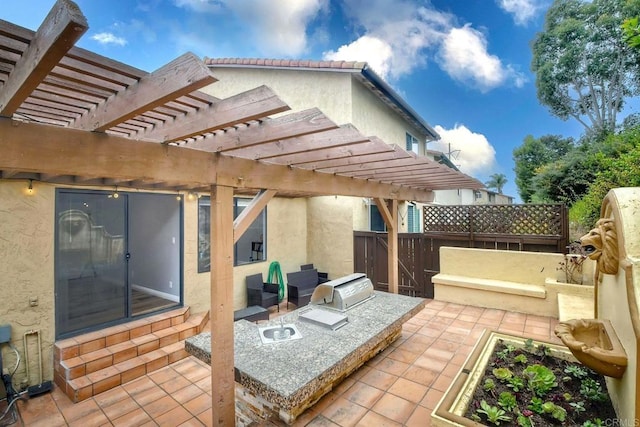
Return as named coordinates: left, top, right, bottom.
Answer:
left=16, top=299, right=562, bottom=426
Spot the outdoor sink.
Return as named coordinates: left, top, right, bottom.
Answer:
left=258, top=323, right=302, bottom=344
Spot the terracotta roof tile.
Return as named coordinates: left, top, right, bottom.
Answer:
left=205, top=58, right=367, bottom=72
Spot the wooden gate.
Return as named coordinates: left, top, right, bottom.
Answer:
left=354, top=204, right=568, bottom=298
left=354, top=232, right=432, bottom=297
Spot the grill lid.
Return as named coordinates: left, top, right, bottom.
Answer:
left=310, top=273, right=374, bottom=311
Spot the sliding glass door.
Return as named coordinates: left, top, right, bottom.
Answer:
left=56, top=190, right=128, bottom=337
left=55, top=190, right=182, bottom=338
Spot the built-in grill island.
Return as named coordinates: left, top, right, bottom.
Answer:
left=185, top=273, right=425, bottom=426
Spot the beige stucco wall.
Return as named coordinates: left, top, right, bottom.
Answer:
left=439, top=247, right=570, bottom=284
left=184, top=196, right=309, bottom=314
left=350, top=79, right=428, bottom=149
left=595, top=188, right=639, bottom=423
left=0, top=180, right=314, bottom=385
left=202, top=67, right=353, bottom=123
left=306, top=196, right=354, bottom=278
left=0, top=180, right=55, bottom=388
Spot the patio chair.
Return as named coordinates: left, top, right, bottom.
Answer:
left=246, top=273, right=279, bottom=312
left=300, top=263, right=328, bottom=281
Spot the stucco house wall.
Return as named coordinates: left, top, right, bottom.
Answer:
left=0, top=179, right=308, bottom=385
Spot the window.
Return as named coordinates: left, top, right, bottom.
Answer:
left=369, top=202, right=386, bottom=232
left=198, top=197, right=266, bottom=272
left=405, top=133, right=419, bottom=154
left=407, top=204, right=421, bottom=233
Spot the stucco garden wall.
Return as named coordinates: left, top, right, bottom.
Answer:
left=433, top=247, right=596, bottom=317
left=0, top=180, right=55, bottom=388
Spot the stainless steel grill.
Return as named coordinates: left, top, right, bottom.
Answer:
left=309, top=273, right=374, bottom=311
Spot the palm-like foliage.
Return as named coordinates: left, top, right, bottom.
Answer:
left=485, top=173, right=508, bottom=194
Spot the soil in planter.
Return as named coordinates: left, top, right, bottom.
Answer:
left=464, top=339, right=617, bottom=426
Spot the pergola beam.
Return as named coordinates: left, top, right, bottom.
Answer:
left=233, top=189, right=276, bottom=243
left=141, top=85, right=290, bottom=142
left=0, top=0, right=88, bottom=116
left=209, top=184, right=235, bottom=426
left=72, top=52, right=217, bottom=131
left=0, top=118, right=435, bottom=202
left=374, top=198, right=398, bottom=294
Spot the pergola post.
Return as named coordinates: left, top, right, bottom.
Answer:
left=374, top=198, right=399, bottom=294
left=210, top=184, right=235, bottom=425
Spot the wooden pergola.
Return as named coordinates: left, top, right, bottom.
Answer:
left=0, top=1, right=482, bottom=424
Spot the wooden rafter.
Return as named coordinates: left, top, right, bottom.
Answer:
left=72, top=52, right=217, bottom=131
left=223, top=124, right=369, bottom=160
left=0, top=0, right=88, bottom=116
left=142, top=85, right=289, bottom=143
left=185, top=108, right=338, bottom=152
left=276, top=138, right=397, bottom=167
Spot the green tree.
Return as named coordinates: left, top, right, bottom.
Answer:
left=531, top=0, right=640, bottom=135
left=570, top=126, right=640, bottom=229
left=513, top=134, right=574, bottom=202
left=485, top=173, right=508, bottom=194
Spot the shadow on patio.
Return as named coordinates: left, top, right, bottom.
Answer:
left=16, top=299, right=561, bottom=426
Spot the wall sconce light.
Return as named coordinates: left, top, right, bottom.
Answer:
left=108, top=186, right=119, bottom=199
left=26, top=179, right=34, bottom=195
left=186, top=192, right=196, bottom=202
left=176, top=191, right=182, bottom=201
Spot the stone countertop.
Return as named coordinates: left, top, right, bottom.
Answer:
left=186, top=291, right=424, bottom=400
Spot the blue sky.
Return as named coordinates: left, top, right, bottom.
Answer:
left=3, top=0, right=594, bottom=201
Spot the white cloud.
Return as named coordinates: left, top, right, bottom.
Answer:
left=325, top=1, right=450, bottom=80
left=497, top=0, right=546, bottom=26
left=438, top=25, right=526, bottom=92
left=223, top=0, right=328, bottom=57
left=323, top=35, right=393, bottom=78
left=430, top=124, right=496, bottom=177
left=91, top=32, right=127, bottom=46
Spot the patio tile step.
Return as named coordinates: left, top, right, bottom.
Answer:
left=53, top=308, right=209, bottom=402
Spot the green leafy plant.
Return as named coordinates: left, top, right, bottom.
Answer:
left=493, top=367, right=513, bottom=381
left=528, top=397, right=544, bottom=414
left=582, top=418, right=604, bottom=427
left=580, top=378, right=608, bottom=402
left=507, top=376, right=525, bottom=392
left=524, top=338, right=534, bottom=351
left=477, top=400, right=512, bottom=425
left=564, top=364, right=589, bottom=379
left=516, top=412, right=533, bottom=427
left=514, top=354, right=528, bottom=364
left=523, top=364, right=557, bottom=396
left=570, top=400, right=586, bottom=414
left=498, top=391, right=517, bottom=412
left=483, top=378, right=496, bottom=392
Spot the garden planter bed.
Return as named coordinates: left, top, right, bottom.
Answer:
left=432, top=330, right=617, bottom=427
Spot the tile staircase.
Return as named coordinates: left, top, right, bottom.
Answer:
left=53, top=306, right=209, bottom=403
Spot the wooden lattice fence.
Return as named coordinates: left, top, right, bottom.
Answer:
left=423, top=204, right=566, bottom=236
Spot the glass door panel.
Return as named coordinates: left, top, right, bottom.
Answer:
left=55, top=191, right=127, bottom=337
